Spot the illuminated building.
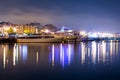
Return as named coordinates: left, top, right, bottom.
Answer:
left=16, top=25, right=36, bottom=34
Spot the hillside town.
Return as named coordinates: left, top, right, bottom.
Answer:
left=0, top=21, right=120, bottom=43
left=0, top=21, right=78, bottom=35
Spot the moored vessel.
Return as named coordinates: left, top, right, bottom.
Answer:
left=16, top=35, right=63, bottom=43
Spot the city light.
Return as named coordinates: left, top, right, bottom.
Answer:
left=13, top=28, right=17, bottom=32
left=80, top=31, right=86, bottom=35
left=88, top=32, right=98, bottom=38
left=44, top=29, right=49, bottom=33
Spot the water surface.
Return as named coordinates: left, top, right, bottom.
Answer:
left=0, top=40, right=120, bottom=80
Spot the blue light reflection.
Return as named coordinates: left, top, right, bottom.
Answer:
left=50, top=43, right=74, bottom=68
left=20, top=45, right=28, bottom=62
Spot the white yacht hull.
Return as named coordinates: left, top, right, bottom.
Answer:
left=17, top=38, right=63, bottom=43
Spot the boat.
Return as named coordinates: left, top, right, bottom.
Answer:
left=54, top=35, right=79, bottom=42
left=16, top=35, right=64, bottom=43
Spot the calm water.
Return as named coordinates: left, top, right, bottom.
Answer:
left=0, top=40, right=120, bottom=80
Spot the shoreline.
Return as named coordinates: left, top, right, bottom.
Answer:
left=0, top=37, right=120, bottom=43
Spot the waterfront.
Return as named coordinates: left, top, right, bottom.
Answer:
left=0, top=41, right=120, bottom=80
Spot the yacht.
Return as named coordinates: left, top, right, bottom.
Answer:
left=16, top=35, right=64, bottom=43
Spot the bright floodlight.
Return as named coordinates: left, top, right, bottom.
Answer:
left=67, top=30, right=73, bottom=32
left=88, top=32, right=98, bottom=38
left=44, top=29, right=49, bottom=33
left=80, top=31, right=88, bottom=37
left=13, top=28, right=17, bottom=32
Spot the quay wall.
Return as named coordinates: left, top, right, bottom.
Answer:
left=0, top=37, right=120, bottom=43
left=0, top=38, right=16, bottom=43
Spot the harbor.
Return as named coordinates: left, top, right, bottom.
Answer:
left=0, top=35, right=120, bottom=43
left=1, top=0, right=120, bottom=80
left=0, top=21, right=120, bottom=43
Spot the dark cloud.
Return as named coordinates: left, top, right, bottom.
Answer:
left=0, top=0, right=120, bottom=32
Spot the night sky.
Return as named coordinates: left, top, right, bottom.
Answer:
left=0, top=0, right=120, bottom=33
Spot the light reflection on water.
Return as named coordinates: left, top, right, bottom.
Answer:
left=0, top=40, right=119, bottom=69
